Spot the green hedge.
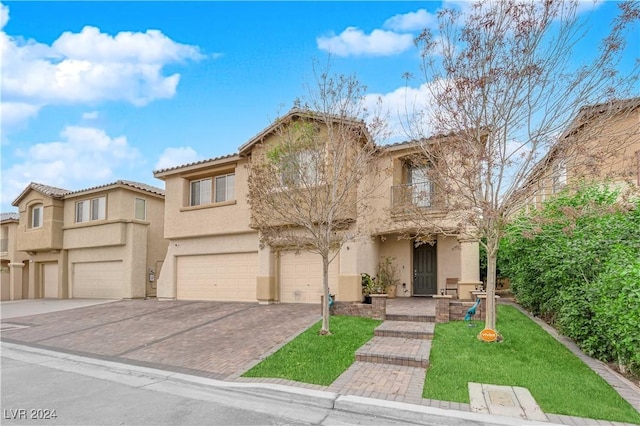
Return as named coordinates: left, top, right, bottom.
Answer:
left=500, top=184, right=640, bottom=375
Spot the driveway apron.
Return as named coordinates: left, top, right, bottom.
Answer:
left=0, top=300, right=320, bottom=379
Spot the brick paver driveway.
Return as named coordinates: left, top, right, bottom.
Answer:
left=1, top=300, right=320, bottom=379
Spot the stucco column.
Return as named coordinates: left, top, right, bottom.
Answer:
left=457, top=237, right=482, bottom=300
left=156, top=243, right=177, bottom=300
left=28, top=260, right=36, bottom=298
left=8, top=262, right=24, bottom=301
left=256, top=243, right=276, bottom=304
left=337, top=240, right=364, bottom=302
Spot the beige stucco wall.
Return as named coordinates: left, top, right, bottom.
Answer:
left=63, top=187, right=167, bottom=298
left=160, top=158, right=253, bottom=240
left=378, top=235, right=412, bottom=297
left=16, top=192, right=64, bottom=252
left=156, top=232, right=259, bottom=299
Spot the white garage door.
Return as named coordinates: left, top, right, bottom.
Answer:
left=43, top=263, right=59, bottom=298
left=74, top=261, right=123, bottom=299
left=176, top=252, right=258, bottom=302
left=279, top=251, right=339, bottom=304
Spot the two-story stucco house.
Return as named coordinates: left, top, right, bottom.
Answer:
left=526, top=97, right=640, bottom=208
left=154, top=109, right=481, bottom=304
left=8, top=180, right=167, bottom=300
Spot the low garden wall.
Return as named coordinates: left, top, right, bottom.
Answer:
left=322, top=294, right=386, bottom=320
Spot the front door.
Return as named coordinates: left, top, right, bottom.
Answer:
left=413, top=243, right=437, bottom=295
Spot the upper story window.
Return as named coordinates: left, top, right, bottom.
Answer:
left=135, top=198, right=146, bottom=220
left=408, top=165, right=434, bottom=207
left=552, top=160, right=567, bottom=193
left=190, top=174, right=235, bottom=206
left=280, top=149, right=320, bottom=187
left=30, top=204, right=43, bottom=228
left=215, top=174, right=235, bottom=203
left=75, top=196, right=106, bottom=223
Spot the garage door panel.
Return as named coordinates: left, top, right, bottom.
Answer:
left=177, top=253, right=257, bottom=302
left=279, top=251, right=338, bottom=304
left=74, top=261, right=123, bottom=299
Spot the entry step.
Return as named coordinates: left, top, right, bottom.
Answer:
left=374, top=321, right=434, bottom=339
left=355, top=336, right=431, bottom=368
left=385, top=314, right=435, bottom=323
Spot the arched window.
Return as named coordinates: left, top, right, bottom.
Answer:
left=30, top=203, right=43, bottom=228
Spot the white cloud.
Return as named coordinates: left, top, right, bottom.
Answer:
left=0, top=3, right=205, bottom=131
left=0, top=102, right=41, bottom=128
left=383, top=9, right=438, bottom=31
left=0, top=3, right=8, bottom=30
left=82, top=111, right=99, bottom=120
left=154, top=146, right=201, bottom=171
left=1, top=126, right=142, bottom=205
left=317, top=27, right=413, bottom=57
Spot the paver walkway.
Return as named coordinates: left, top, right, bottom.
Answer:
left=328, top=298, right=438, bottom=406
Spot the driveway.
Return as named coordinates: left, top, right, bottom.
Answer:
left=0, top=300, right=320, bottom=379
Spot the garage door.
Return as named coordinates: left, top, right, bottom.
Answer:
left=74, top=261, right=123, bottom=299
left=176, top=252, right=258, bottom=302
left=43, top=263, right=59, bottom=298
left=279, top=251, right=339, bottom=303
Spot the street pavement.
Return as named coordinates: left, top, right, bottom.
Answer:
left=1, top=342, right=551, bottom=426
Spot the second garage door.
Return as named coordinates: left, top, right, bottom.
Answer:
left=73, top=261, right=123, bottom=299
left=279, top=251, right=339, bottom=303
left=176, top=252, right=258, bottom=302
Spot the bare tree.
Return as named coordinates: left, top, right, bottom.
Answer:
left=407, top=0, right=639, bottom=332
left=247, top=70, right=387, bottom=335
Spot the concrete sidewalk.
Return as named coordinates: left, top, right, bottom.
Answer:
left=1, top=298, right=118, bottom=320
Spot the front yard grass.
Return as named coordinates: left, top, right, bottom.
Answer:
left=242, top=315, right=381, bottom=386
left=424, top=304, right=640, bottom=424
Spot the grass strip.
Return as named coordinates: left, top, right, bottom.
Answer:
left=242, top=315, right=381, bottom=386
left=424, top=304, right=640, bottom=424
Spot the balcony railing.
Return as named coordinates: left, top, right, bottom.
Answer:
left=390, top=182, right=439, bottom=214
left=0, top=238, right=8, bottom=252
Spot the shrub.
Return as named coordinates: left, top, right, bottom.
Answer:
left=499, top=184, right=640, bottom=374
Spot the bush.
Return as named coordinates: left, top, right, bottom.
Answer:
left=499, top=184, right=640, bottom=375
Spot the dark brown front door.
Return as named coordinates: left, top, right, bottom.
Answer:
left=413, top=243, right=437, bottom=295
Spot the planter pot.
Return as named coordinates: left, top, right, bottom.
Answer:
left=387, top=284, right=397, bottom=299
left=363, top=295, right=372, bottom=304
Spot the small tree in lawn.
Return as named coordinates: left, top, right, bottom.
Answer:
left=408, top=0, right=639, bottom=333
left=247, top=70, right=387, bottom=335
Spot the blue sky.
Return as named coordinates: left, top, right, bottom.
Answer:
left=0, top=1, right=637, bottom=212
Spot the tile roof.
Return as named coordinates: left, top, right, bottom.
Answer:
left=12, top=182, right=71, bottom=206
left=153, top=153, right=239, bottom=175
left=1, top=212, right=19, bottom=222
left=65, top=180, right=165, bottom=197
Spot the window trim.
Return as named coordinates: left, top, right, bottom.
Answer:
left=135, top=197, right=146, bottom=220
left=30, top=204, right=43, bottom=229
left=75, top=196, right=106, bottom=223
left=188, top=173, right=235, bottom=207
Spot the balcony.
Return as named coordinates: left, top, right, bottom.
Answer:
left=390, top=182, right=443, bottom=217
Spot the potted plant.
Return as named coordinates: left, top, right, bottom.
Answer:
left=361, top=273, right=375, bottom=304
left=377, top=257, right=400, bottom=299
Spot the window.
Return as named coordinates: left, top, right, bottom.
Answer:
left=75, top=196, right=106, bottom=223
left=135, top=198, right=146, bottom=220
left=30, top=204, right=43, bottom=228
left=408, top=166, right=434, bottom=207
left=280, top=149, right=320, bottom=187
left=552, top=161, right=567, bottom=193
left=190, top=178, right=212, bottom=206
left=190, top=174, right=235, bottom=206
left=215, top=174, right=235, bottom=203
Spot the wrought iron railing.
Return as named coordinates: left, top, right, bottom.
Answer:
left=390, top=182, right=438, bottom=212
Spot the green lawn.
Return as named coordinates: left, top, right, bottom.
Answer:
left=242, top=316, right=381, bottom=386
left=424, top=305, right=640, bottom=424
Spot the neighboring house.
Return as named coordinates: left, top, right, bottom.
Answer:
left=9, top=180, right=167, bottom=300
left=154, top=109, right=481, bottom=304
left=526, top=97, right=640, bottom=209
left=1, top=212, right=29, bottom=301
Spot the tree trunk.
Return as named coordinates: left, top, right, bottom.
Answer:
left=320, top=254, right=331, bottom=335
left=485, top=248, right=497, bottom=331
